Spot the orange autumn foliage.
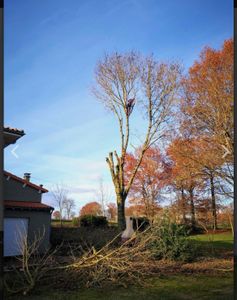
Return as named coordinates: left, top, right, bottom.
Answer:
left=182, top=38, right=233, bottom=160
left=124, top=147, right=170, bottom=222
left=107, top=202, right=117, bottom=221
left=80, top=201, right=102, bottom=216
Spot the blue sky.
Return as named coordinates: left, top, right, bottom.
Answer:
left=4, top=0, right=233, bottom=213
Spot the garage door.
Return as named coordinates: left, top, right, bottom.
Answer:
left=4, top=218, right=29, bottom=257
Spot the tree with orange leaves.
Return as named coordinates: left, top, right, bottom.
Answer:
left=52, top=210, right=61, bottom=220
left=170, top=39, right=234, bottom=229
left=125, top=147, right=170, bottom=223
left=125, top=203, right=147, bottom=218
left=181, top=39, right=233, bottom=188
left=106, top=202, right=117, bottom=221
left=167, top=138, right=205, bottom=230
left=168, top=133, right=232, bottom=230
left=187, top=137, right=225, bottom=230
left=80, top=201, right=102, bottom=217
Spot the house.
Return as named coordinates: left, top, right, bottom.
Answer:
left=3, top=127, right=54, bottom=256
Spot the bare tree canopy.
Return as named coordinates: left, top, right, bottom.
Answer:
left=51, top=184, right=68, bottom=227
left=93, top=52, right=181, bottom=229
left=94, top=177, right=112, bottom=217
left=63, top=198, right=76, bottom=220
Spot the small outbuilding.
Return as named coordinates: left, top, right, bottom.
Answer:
left=3, top=127, right=54, bottom=257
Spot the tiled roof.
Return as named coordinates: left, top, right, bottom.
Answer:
left=4, top=200, right=54, bottom=211
left=4, top=171, right=48, bottom=193
left=4, top=126, right=25, bottom=136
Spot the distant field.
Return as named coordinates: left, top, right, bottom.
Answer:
left=51, top=220, right=118, bottom=228
left=51, top=220, right=74, bottom=227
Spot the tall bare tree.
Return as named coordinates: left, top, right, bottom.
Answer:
left=63, top=198, right=76, bottom=220
left=93, top=52, right=181, bottom=229
left=94, top=177, right=111, bottom=217
left=51, top=184, right=68, bottom=227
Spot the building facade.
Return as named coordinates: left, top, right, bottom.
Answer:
left=3, top=127, right=53, bottom=256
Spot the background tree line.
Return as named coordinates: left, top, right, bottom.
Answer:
left=52, top=38, right=233, bottom=232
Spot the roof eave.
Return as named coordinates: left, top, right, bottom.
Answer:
left=4, top=171, right=48, bottom=193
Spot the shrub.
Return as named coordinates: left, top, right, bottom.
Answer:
left=132, top=217, right=150, bottom=231
left=149, top=220, right=197, bottom=262
left=80, top=215, right=108, bottom=227
left=4, top=228, right=58, bottom=295
left=72, top=217, right=80, bottom=227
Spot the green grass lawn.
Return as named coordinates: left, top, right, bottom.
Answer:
left=191, top=231, right=233, bottom=243
left=189, top=231, right=233, bottom=253
left=12, top=274, right=233, bottom=300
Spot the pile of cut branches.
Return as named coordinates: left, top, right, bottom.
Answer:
left=59, top=228, right=156, bottom=288
left=5, top=220, right=197, bottom=295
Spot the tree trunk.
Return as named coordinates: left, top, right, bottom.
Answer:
left=210, top=174, right=217, bottom=231
left=181, top=188, right=186, bottom=224
left=189, top=188, right=195, bottom=230
left=60, top=209, right=63, bottom=228
left=117, top=194, right=126, bottom=231
left=227, top=212, right=234, bottom=236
